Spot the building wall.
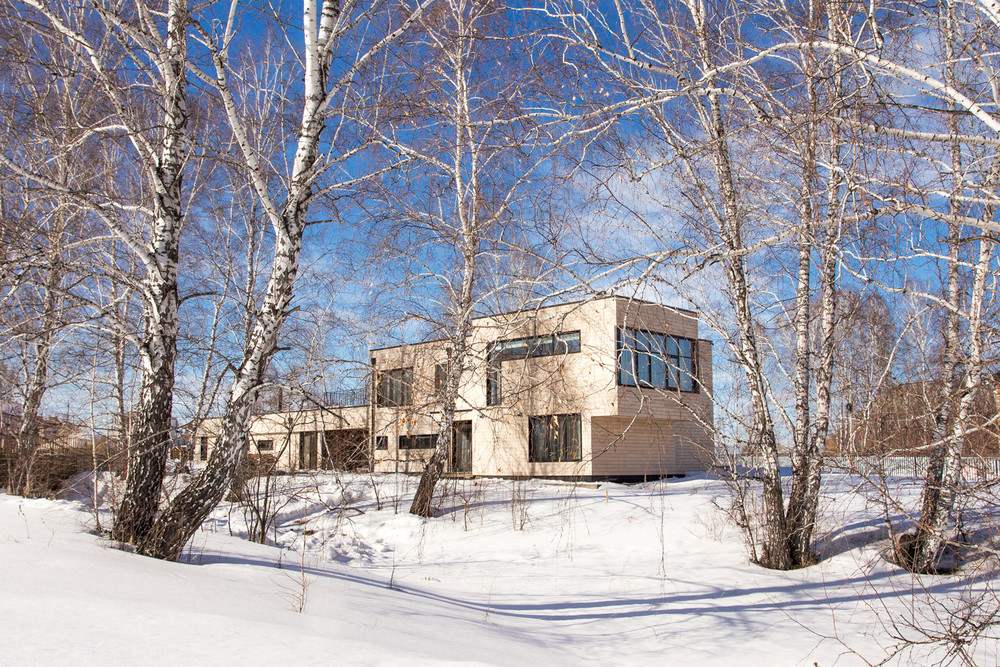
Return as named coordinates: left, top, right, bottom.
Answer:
left=371, top=297, right=713, bottom=478
left=197, top=296, right=715, bottom=479
left=197, top=405, right=369, bottom=469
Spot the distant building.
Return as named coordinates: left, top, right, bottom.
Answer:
left=0, top=403, right=22, bottom=454
left=196, top=296, right=715, bottom=481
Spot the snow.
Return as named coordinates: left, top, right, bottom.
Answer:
left=1, top=472, right=997, bottom=665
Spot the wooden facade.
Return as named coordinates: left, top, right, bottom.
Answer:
left=196, top=297, right=715, bottom=480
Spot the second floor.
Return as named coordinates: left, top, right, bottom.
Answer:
left=371, top=296, right=714, bottom=423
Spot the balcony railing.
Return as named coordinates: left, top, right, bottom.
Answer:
left=323, top=388, right=369, bottom=408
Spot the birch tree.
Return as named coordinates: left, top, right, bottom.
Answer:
left=360, top=0, right=568, bottom=517
left=872, top=0, right=1000, bottom=574
left=0, top=0, right=194, bottom=542
left=542, top=0, right=876, bottom=568
left=139, top=0, right=431, bottom=560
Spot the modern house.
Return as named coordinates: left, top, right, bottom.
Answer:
left=195, top=296, right=715, bottom=481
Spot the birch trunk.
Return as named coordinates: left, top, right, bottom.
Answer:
left=785, top=1, right=844, bottom=565
left=899, top=0, right=964, bottom=572
left=140, top=0, right=436, bottom=559
left=10, top=256, right=61, bottom=496
left=112, top=0, right=189, bottom=544
left=688, top=0, right=792, bottom=569
left=409, top=2, right=480, bottom=517
left=785, top=57, right=817, bottom=565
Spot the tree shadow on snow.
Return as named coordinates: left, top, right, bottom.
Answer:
left=179, top=545, right=995, bottom=624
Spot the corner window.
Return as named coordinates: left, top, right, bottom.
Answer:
left=377, top=368, right=412, bottom=407
left=487, top=331, right=581, bottom=406
left=528, top=414, right=581, bottom=462
left=617, top=328, right=696, bottom=392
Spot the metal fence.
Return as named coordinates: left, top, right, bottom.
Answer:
left=767, top=455, right=1000, bottom=481
left=824, top=456, right=1000, bottom=481
left=323, top=388, right=369, bottom=408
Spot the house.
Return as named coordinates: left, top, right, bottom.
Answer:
left=195, top=296, right=715, bottom=481
left=0, top=403, right=22, bottom=454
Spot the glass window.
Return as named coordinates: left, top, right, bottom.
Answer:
left=618, top=327, right=697, bottom=392
left=555, top=332, right=581, bottom=354
left=434, top=363, right=447, bottom=394
left=489, top=332, right=581, bottom=405
left=399, top=434, right=436, bottom=449
left=617, top=329, right=635, bottom=385
left=677, top=339, right=695, bottom=391
left=377, top=368, right=412, bottom=407
left=255, top=439, right=274, bottom=452
left=528, top=414, right=582, bottom=462
left=493, top=331, right=581, bottom=363
left=375, top=436, right=388, bottom=450
left=487, top=362, right=501, bottom=406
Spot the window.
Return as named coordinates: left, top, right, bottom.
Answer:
left=255, top=439, right=274, bottom=452
left=617, top=328, right=696, bottom=391
left=199, top=436, right=208, bottom=461
left=487, top=331, right=581, bottom=406
left=528, top=414, right=581, bottom=462
left=487, top=364, right=501, bottom=406
left=399, top=433, right=437, bottom=450
left=434, top=363, right=447, bottom=394
left=375, top=436, right=389, bottom=450
left=377, top=367, right=412, bottom=407
left=492, top=331, right=581, bottom=363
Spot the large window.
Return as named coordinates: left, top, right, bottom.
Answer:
left=376, top=367, right=412, bottom=407
left=487, top=332, right=581, bottom=406
left=617, top=328, right=697, bottom=392
left=492, top=331, right=581, bottom=362
left=528, top=414, right=582, bottom=462
left=399, top=433, right=436, bottom=450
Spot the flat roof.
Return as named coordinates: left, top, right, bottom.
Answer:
left=370, top=294, right=699, bottom=353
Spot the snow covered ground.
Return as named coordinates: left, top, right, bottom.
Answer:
left=1, top=472, right=997, bottom=666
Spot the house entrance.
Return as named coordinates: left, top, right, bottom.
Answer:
left=451, top=421, right=472, bottom=473
left=299, top=432, right=317, bottom=469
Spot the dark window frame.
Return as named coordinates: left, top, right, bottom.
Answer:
left=487, top=331, right=581, bottom=406
left=374, top=435, right=389, bottom=450
left=434, top=363, right=447, bottom=395
left=376, top=367, right=413, bottom=407
left=617, top=327, right=698, bottom=392
left=399, top=433, right=437, bottom=450
left=254, top=438, right=274, bottom=452
left=528, top=413, right=582, bottom=463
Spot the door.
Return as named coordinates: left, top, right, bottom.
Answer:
left=451, top=421, right=472, bottom=473
left=299, top=432, right=317, bottom=469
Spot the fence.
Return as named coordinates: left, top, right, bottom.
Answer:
left=765, top=455, right=1000, bottom=481
left=322, top=388, right=369, bottom=408
left=824, top=456, right=1000, bottom=482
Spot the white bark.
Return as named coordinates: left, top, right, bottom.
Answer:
left=142, top=0, right=431, bottom=560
